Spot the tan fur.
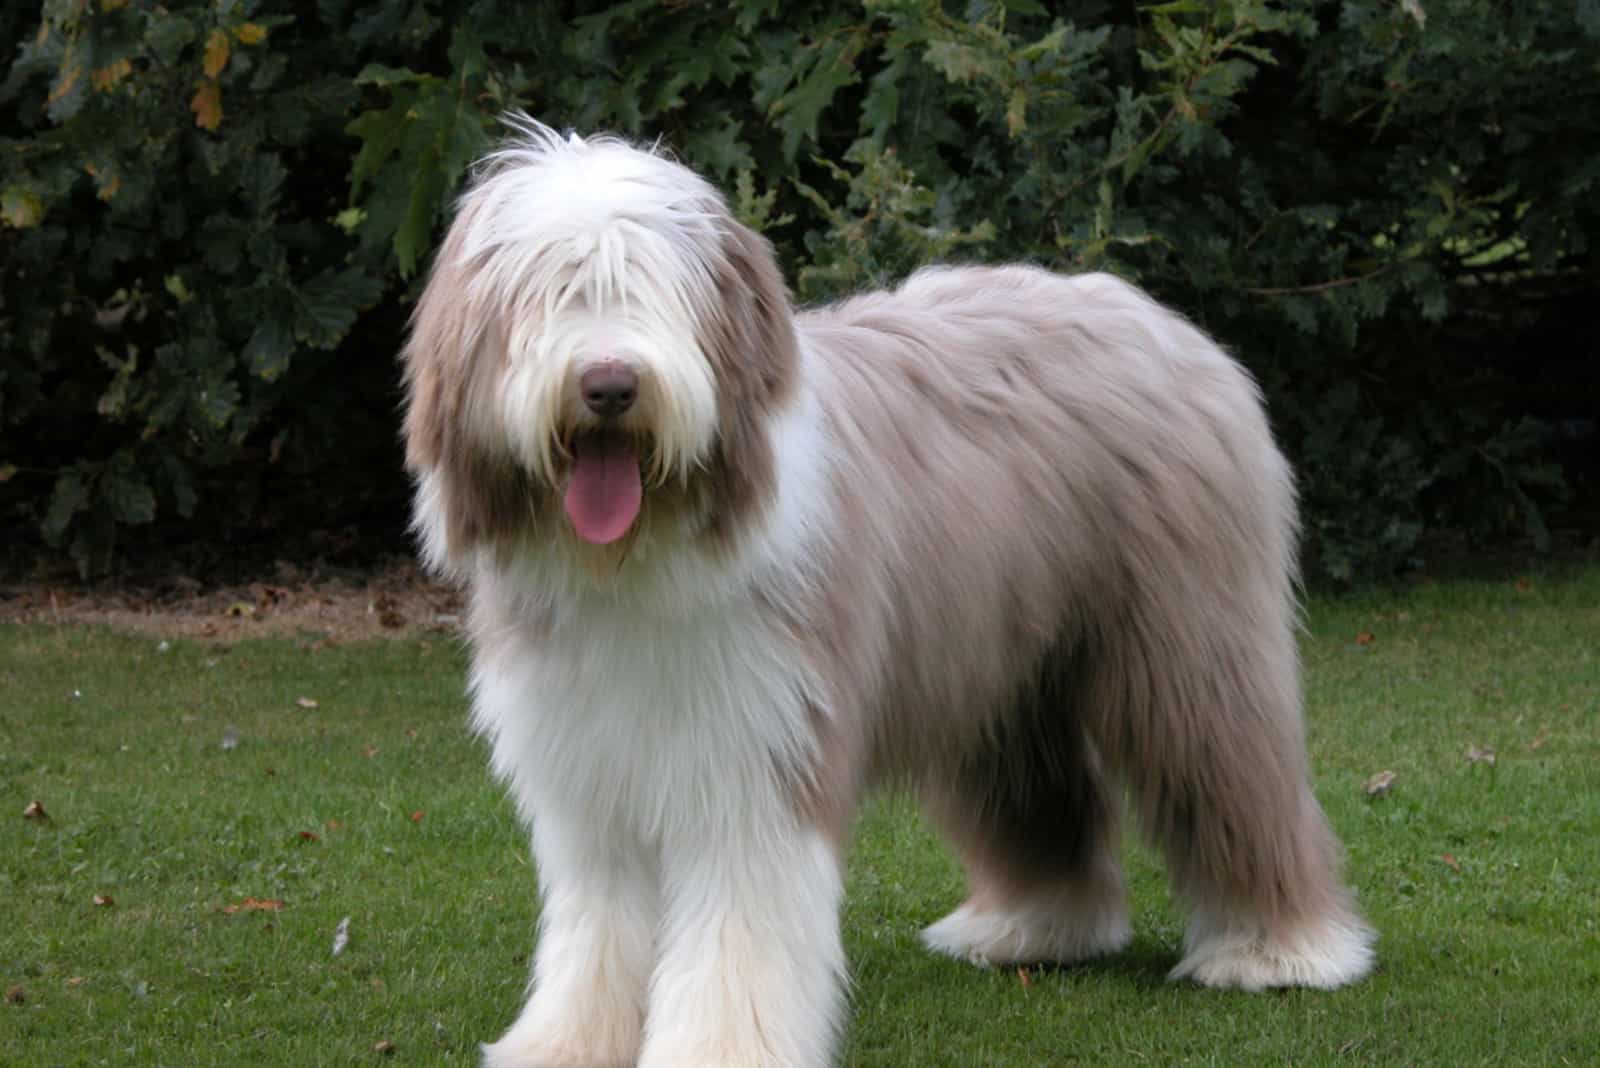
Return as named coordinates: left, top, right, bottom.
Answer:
left=789, top=265, right=1355, bottom=942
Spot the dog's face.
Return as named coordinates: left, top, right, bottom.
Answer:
left=402, top=120, right=797, bottom=574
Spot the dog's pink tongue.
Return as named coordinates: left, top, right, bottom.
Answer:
left=564, top=436, right=642, bottom=545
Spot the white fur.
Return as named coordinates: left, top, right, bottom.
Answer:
left=1170, top=905, right=1377, bottom=991
left=922, top=893, right=1133, bottom=968
left=463, top=365, right=840, bottom=1066
left=454, top=120, right=724, bottom=489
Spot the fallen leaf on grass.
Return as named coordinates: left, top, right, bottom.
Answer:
left=66, top=977, right=85, bottom=987
left=410, top=810, right=425, bottom=824
left=92, top=894, right=114, bottom=908
left=1362, top=770, right=1396, bottom=797
left=1528, top=730, right=1549, bottom=751
left=1514, top=577, right=1532, bottom=593
left=5, top=985, right=24, bottom=1004
left=1465, top=745, right=1496, bottom=766
left=1355, top=631, right=1376, bottom=647
left=297, top=830, right=320, bottom=842
left=332, top=916, right=351, bottom=957
left=374, top=1039, right=396, bottom=1055
left=363, top=745, right=380, bottom=758
left=296, top=696, right=319, bottom=709
left=404, top=727, right=419, bottom=740
left=1440, top=853, right=1461, bottom=874
left=222, top=897, right=285, bottom=914
left=22, top=799, right=48, bottom=821
left=373, top=592, right=406, bottom=629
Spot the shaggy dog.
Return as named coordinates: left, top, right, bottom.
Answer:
left=401, top=118, right=1375, bottom=1068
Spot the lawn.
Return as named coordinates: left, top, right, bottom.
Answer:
left=3, top=569, right=1598, bottom=1066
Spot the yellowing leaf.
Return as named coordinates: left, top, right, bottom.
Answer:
left=85, top=163, right=121, bottom=202
left=191, top=80, right=223, bottom=131
left=2, top=188, right=45, bottom=229
left=48, top=62, right=82, bottom=106
left=203, top=29, right=230, bottom=79
left=91, top=58, right=132, bottom=92
left=234, top=22, right=268, bottom=46
left=1006, top=86, right=1028, bottom=137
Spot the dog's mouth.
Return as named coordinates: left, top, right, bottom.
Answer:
left=563, top=430, right=643, bottom=545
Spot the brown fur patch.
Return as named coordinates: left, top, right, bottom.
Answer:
left=693, top=219, right=799, bottom=550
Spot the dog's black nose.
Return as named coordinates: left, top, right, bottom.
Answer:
left=580, top=364, right=638, bottom=418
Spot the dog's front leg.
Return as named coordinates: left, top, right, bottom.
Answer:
left=637, top=816, right=847, bottom=1068
left=483, top=802, right=657, bottom=1068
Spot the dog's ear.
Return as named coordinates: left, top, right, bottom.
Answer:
left=697, top=218, right=800, bottom=545
left=402, top=206, right=538, bottom=570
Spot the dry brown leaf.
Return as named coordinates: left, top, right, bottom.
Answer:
left=296, top=697, right=319, bottom=709
left=22, top=799, right=48, bottom=821
left=363, top=745, right=379, bottom=758
left=410, top=810, right=425, bottom=824
left=1514, top=577, right=1532, bottom=593
left=404, top=727, right=419, bottom=740
left=222, top=897, right=285, bottom=914
left=1355, top=631, right=1376, bottom=647
left=92, top=894, right=114, bottom=908
left=1440, top=853, right=1461, bottom=874
left=66, top=976, right=85, bottom=987
left=1362, top=770, right=1396, bottom=797
left=1465, top=745, right=1496, bottom=766
left=1528, top=730, right=1549, bottom=751
left=190, top=80, right=222, bottom=131
left=297, top=830, right=320, bottom=842
left=373, top=592, right=406, bottom=629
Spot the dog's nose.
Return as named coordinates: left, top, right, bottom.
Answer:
left=579, top=363, right=638, bottom=418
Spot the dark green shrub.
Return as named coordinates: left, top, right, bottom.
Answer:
left=3, top=1, right=1595, bottom=581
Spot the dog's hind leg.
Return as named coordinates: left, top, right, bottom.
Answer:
left=919, top=653, right=1133, bottom=968
left=1083, top=580, right=1375, bottom=991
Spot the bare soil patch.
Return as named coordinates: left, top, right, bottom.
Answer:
left=0, top=559, right=464, bottom=643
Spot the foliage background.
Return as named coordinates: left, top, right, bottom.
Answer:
left=3, top=0, right=1596, bottom=582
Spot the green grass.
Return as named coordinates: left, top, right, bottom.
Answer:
left=3, top=569, right=1598, bottom=1066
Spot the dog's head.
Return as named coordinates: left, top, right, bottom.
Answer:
left=402, top=117, right=797, bottom=576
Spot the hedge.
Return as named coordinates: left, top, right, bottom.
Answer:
left=3, top=0, right=1596, bottom=581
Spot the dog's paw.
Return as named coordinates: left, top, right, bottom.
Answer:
left=921, top=898, right=1132, bottom=967
left=1170, top=907, right=1375, bottom=991
left=482, top=996, right=641, bottom=1068
left=481, top=1033, right=631, bottom=1068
